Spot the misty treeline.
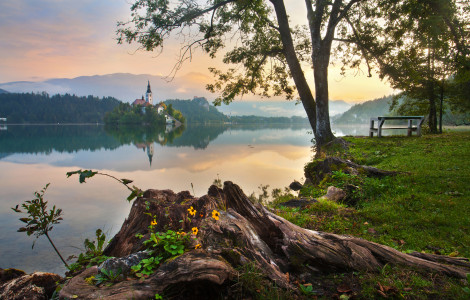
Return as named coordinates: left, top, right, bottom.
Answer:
left=0, top=92, right=120, bottom=123
left=333, top=95, right=470, bottom=126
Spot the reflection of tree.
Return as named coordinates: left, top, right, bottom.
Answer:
left=227, top=123, right=311, bottom=132
left=165, top=125, right=227, bottom=150
left=0, top=125, right=122, bottom=154
left=106, top=124, right=226, bottom=150
left=104, top=124, right=185, bottom=147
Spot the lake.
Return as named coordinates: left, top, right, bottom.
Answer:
left=0, top=123, right=370, bottom=274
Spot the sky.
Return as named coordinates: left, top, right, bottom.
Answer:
left=0, top=0, right=395, bottom=103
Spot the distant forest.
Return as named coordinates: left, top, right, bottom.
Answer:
left=333, top=95, right=469, bottom=126
left=0, top=92, right=120, bottom=123
left=165, top=97, right=309, bottom=124
left=165, top=97, right=228, bottom=123
left=333, top=96, right=394, bottom=124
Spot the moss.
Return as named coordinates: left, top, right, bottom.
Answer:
left=221, top=249, right=242, bottom=266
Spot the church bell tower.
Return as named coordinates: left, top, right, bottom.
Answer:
left=145, top=80, right=153, bottom=105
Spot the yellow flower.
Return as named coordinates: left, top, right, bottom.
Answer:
left=187, top=206, right=196, bottom=217
left=192, top=227, right=198, bottom=235
left=151, top=219, right=157, bottom=226
left=195, top=244, right=201, bottom=249
left=177, top=232, right=186, bottom=236
left=212, top=210, right=220, bottom=221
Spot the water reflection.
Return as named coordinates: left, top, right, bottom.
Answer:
left=0, top=124, right=315, bottom=275
left=0, top=123, right=384, bottom=274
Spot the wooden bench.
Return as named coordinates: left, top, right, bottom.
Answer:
left=369, top=116, right=425, bottom=137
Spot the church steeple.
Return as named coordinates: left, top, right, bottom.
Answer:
left=145, top=80, right=153, bottom=105
left=147, top=143, right=154, bottom=167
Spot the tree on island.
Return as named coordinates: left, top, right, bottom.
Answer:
left=104, top=102, right=185, bottom=126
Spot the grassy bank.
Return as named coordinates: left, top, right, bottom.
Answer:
left=269, top=131, right=470, bottom=299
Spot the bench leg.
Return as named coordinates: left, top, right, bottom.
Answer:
left=407, top=119, right=412, bottom=136
left=417, top=118, right=424, bottom=136
left=369, top=119, right=375, bottom=137
left=378, top=120, right=385, bottom=137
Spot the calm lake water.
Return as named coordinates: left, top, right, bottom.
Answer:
left=0, top=123, right=370, bottom=275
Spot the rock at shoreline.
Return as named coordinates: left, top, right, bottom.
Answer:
left=289, top=180, right=303, bottom=191
left=0, top=271, right=62, bottom=300
left=0, top=268, right=26, bottom=284
left=321, top=186, right=347, bottom=202
left=99, top=251, right=150, bottom=276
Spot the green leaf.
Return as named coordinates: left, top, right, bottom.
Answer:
left=66, top=170, right=82, bottom=178
left=121, top=179, right=133, bottom=185
left=79, top=170, right=98, bottom=183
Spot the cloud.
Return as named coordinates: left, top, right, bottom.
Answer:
left=0, top=0, right=394, bottom=101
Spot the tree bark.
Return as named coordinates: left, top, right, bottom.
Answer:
left=439, top=80, right=444, bottom=133
left=270, top=0, right=317, bottom=136
left=313, top=55, right=336, bottom=146
left=428, top=82, right=438, bottom=133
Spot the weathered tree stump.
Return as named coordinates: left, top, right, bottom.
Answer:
left=60, top=182, right=470, bottom=299
left=305, top=156, right=399, bottom=186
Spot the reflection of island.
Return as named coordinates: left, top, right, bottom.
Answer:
left=0, top=125, right=123, bottom=155
left=104, top=124, right=185, bottom=147
left=135, top=142, right=154, bottom=166
left=0, top=123, right=315, bottom=163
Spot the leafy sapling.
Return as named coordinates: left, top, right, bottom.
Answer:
left=66, top=169, right=143, bottom=202
left=12, top=183, right=69, bottom=268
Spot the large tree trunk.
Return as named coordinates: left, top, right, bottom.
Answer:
left=60, top=182, right=470, bottom=299
left=439, top=80, right=444, bottom=133
left=313, top=55, right=336, bottom=146
left=429, top=85, right=438, bottom=133
left=270, top=0, right=317, bottom=135
left=271, top=0, right=336, bottom=147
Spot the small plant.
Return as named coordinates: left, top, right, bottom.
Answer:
left=131, top=214, right=191, bottom=278
left=331, top=170, right=354, bottom=188
left=131, top=256, right=163, bottom=278
left=66, top=170, right=143, bottom=202
left=299, top=283, right=317, bottom=296
left=212, top=174, right=222, bottom=189
left=12, top=183, right=68, bottom=268
left=248, top=184, right=270, bottom=204
left=144, top=230, right=187, bottom=257
left=70, top=229, right=112, bottom=270
left=154, top=293, right=163, bottom=300
left=463, top=273, right=470, bottom=294
left=93, top=268, right=122, bottom=286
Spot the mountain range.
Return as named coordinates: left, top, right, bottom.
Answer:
left=0, top=73, right=352, bottom=117
left=332, top=95, right=394, bottom=124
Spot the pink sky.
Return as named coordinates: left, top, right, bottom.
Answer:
left=0, top=0, right=394, bottom=103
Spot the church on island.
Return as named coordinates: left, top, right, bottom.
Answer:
left=132, top=81, right=177, bottom=124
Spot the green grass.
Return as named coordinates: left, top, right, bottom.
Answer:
left=345, top=132, right=470, bottom=256
left=270, top=131, right=470, bottom=298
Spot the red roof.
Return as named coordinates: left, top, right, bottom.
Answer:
left=132, top=99, right=151, bottom=106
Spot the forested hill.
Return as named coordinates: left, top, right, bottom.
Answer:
left=0, top=92, right=120, bottom=123
left=333, top=96, right=394, bottom=124
left=164, top=97, right=228, bottom=123
left=0, top=88, right=9, bottom=94
left=165, top=97, right=310, bottom=124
